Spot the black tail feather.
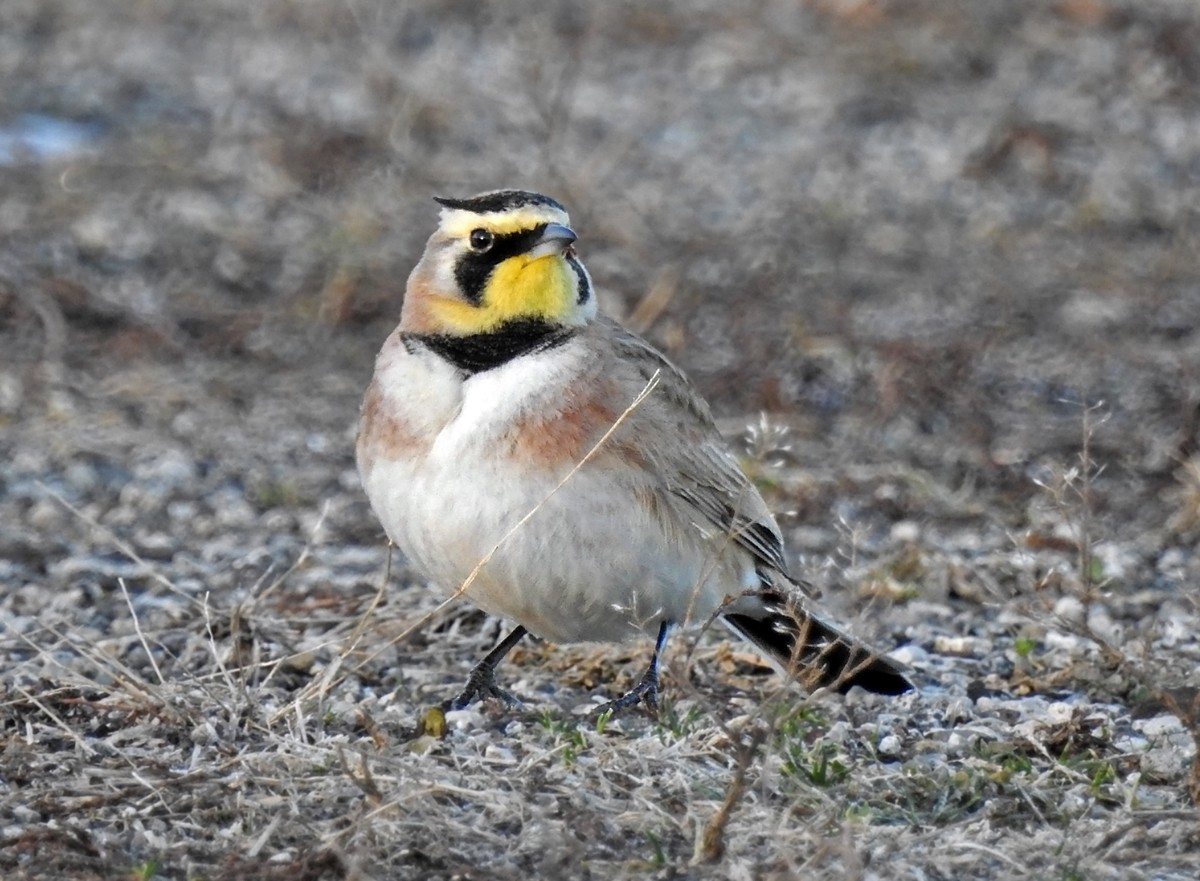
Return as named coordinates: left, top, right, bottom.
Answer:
left=722, top=592, right=913, bottom=696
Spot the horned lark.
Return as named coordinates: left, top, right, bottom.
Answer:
left=357, top=189, right=913, bottom=713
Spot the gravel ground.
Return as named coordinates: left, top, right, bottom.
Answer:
left=2, top=1, right=1199, bottom=878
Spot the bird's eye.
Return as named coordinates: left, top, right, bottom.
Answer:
left=469, top=229, right=494, bottom=252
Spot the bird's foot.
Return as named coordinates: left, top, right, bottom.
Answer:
left=440, top=624, right=528, bottom=712
left=441, top=665, right=522, bottom=712
left=593, top=665, right=660, bottom=717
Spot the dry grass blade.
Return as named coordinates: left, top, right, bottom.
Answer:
left=11, top=685, right=99, bottom=758
left=695, top=719, right=769, bottom=863
left=118, top=577, right=165, bottom=686
left=12, top=623, right=165, bottom=710
left=39, top=482, right=199, bottom=607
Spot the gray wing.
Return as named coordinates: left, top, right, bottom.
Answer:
left=599, top=318, right=790, bottom=577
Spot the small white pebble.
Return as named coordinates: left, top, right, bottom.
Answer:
left=1086, top=608, right=1122, bottom=643
left=1134, top=715, right=1186, bottom=738
left=1053, top=595, right=1085, bottom=623
left=444, top=708, right=484, bottom=731
left=1012, top=720, right=1041, bottom=740
left=1113, top=735, right=1149, bottom=753
left=1142, top=747, right=1190, bottom=777
left=0, top=371, right=23, bottom=415
left=941, top=698, right=972, bottom=725
left=1157, top=548, right=1187, bottom=572
left=10, top=804, right=38, bottom=823
left=171, top=409, right=199, bottom=436
left=1044, top=631, right=1083, bottom=651
left=889, top=644, right=929, bottom=666
left=933, top=636, right=981, bottom=657
left=877, top=734, right=902, bottom=756
left=824, top=721, right=851, bottom=744
left=1045, top=702, right=1074, bottom=725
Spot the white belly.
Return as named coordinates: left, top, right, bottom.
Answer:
left=367, top=454, right=751, bottom=643
left=360, top=349, right=755, bottom=643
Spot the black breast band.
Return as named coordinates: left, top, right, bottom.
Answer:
left=403, top=319, right=575, bottom=375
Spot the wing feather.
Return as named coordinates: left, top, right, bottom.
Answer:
left=597, top=318, right=789, bottom=576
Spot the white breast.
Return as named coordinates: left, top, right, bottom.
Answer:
left=431, top=342, right=580, bottom=456
left=361, top=341, right=758, bottom=644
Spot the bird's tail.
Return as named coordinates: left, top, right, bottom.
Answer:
left=721, top=589, right=913, bottom=695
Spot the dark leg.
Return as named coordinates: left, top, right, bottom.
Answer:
left=442, top=625, right=528, bottom=711
left=594, top=620, right=672, bottom=716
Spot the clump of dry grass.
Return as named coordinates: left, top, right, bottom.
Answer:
left=1018, top=403, right=1200, bottom=810
left=4, top=397, right=1198, bottom=881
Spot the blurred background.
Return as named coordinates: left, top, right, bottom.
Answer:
left=4, top=0, right=1200, bottom=607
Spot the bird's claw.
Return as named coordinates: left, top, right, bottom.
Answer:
left=592, top=668, right=660, bottom=717
left=442, top=669, right=522, bottom=712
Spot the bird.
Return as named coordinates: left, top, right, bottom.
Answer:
left=356, top=188, right=914, bottom=714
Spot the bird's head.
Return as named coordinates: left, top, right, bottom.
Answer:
left=401, top=189, right=595, bottom=337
